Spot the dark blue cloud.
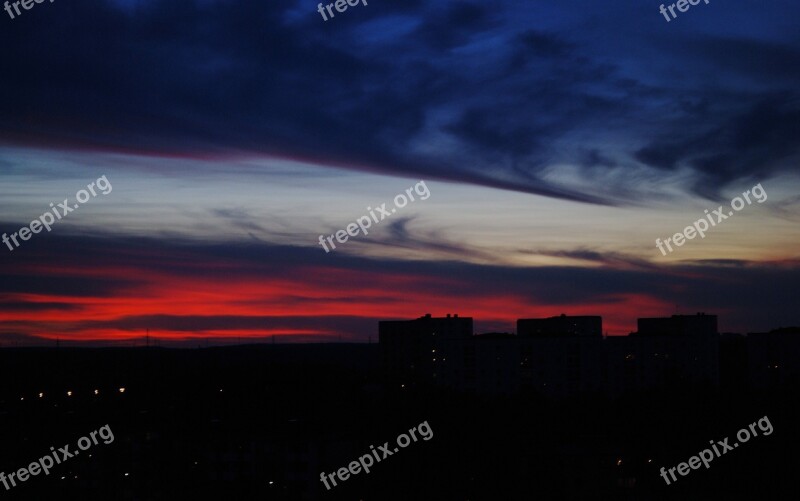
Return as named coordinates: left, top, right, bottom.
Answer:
left=0, top=0, right=797, bottom=204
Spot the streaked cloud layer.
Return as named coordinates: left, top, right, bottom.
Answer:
left=2, top=233, right=799, bottom=344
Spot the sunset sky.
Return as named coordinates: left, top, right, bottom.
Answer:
left=1, top=0, right=799, bottom=345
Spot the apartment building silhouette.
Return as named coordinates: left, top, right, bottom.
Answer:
left=380, top=313, right=724, bottom=396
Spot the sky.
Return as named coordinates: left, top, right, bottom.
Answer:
left=1, top=0, right=799, bottom=345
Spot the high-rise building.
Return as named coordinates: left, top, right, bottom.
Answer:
left=517, top=315, right=603, bottom=396
left=379, top=314, right=472, bottom=385
left=636, top=313, right=717, bottom=337
left=517, top=314, right=602, bottom=338
left=606, top=313, right=719, bottom=396
left=747, top=327, right=800, bottom=388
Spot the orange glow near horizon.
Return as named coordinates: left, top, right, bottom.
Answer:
left=0, top=254, right=672, bottom=343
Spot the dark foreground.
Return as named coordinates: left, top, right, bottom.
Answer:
left=0, top=345, right=797, bottom=500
